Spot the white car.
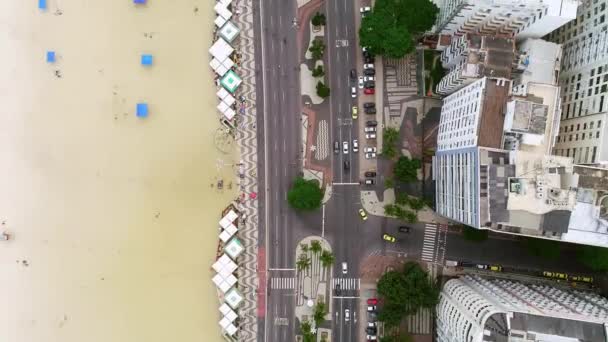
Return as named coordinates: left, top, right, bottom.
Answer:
left=364, top=147, right=377, bottom=153
left=345, top=309, right=350, bottom=321
left=352, top=139, right=359, bottom=152
left=342, top=262, right=348, bottom=274
left=364, top=76, right=375, bottom=82
left=351, top=86, right=357, bottom=98
left=365, top=152, right=377, bottom=159
left=366, top=335, right=377, bottom=340
left=360, top=6, right=371, bottom=13
left=364, top=126, right=377, bottom=132
left=363, top=63, right=374, bottom=69
left=366, top=133, right=376, bottom=139
left=343, top=141, right=349, bottom=154
left=358, top=76, right=364, bottom=89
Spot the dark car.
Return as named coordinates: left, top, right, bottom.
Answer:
left=366, top=120, right=378, bottom=126
left=364, top=81, right=375, bottom=89
left=366, top=327, right=377, bottom=334
left=363, top=102, right=375, bottom=109
left=368, top=312, right=378, bottom=322
left=365, top=107, right=377, bottom=114
left=364, top=56, right=375, bottom=64
left=363, top=68, right=375, bottom=76
left=334, top=141, right=340, bottom=154
left=344, top=160, right=350, bottom=171
left=398, top=226, right=412, bottom=233
left=364, top=171, right=376, bottom=177
left=350, top=68, right=357, bottom=80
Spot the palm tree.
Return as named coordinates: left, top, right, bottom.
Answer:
left=320, top=250, right=335, bottom=268
left=296, top=253, right=311, bottom=272
left=310, top=240, right=322, bottom=254
left=300, top=243, right=309, bottom=253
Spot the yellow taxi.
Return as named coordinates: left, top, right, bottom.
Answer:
left=382, top=234, right=396, bottom=243
left=358, top=208, right=368, bottom=221
left=352, top=106, right=358, bottom=119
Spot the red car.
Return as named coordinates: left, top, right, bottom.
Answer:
left=364, top=88, right=375, bottom=95
left=367, top=298, right=378, bottom=305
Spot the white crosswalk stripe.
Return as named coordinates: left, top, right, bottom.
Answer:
left=270, top=277, right=295, bottom=289
left=331, top=278, right=361, bottom=290
left=421, top=224, right=438, bottom=262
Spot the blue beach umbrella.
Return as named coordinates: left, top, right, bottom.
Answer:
left=46, top=51, right=56, bottom=63
left=136, top=103, right=149, bottom=118
left=38, top=0, right=47, bottom=10
left=141, top=54, right=153, bottom=66
left=133, top=0, right=147, bottom=4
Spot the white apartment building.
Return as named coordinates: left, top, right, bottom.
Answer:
left=437, top=274, right=608, bottom=342
left=434, top=0, right=578, bottom=39
left=545, top=0, right=608, bottom=164
left=436, top=34, right=515, bottom=95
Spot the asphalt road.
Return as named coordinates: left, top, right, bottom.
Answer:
left=253, top=0, right=302, bottom=340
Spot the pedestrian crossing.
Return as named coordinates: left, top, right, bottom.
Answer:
left=270, top=277, right=295, bottom=289
left=331, top=278, right=360, bottom=290
left=421, top=223, right=437, bottom=262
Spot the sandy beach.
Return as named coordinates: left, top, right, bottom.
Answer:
left=0, top=1, right=233, bottom=341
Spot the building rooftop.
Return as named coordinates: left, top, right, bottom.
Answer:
left=513, top=39, right=562, bottom=86
left=478, top=79, right=510, bottom=149
left=509, top=313, right=607, bottom=342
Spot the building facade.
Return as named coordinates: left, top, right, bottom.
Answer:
left=546, top=0, right=608, bottom=164
left=437, top=274, right=608, bottom=342
left=435, top=0, right=577, bottom=40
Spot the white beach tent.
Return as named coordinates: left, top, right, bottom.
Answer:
left=209, top=38, right=234, bottom=63
left=217, top=87, right=230, bottom=100
left=223, top=107, right=236, bottom=121
left=225, top=323, right=238, bottom=336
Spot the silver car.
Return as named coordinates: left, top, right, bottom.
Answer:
left=364, top=147, right=377, bottom=153
left=366, top=133, right=377, bottom=139
left=352, top=139, right=359, bottom=152
left=343, top=141, right=349, bottom=154
left=365, top=152, right=377, bottom=159
left=351, top=86, right=357, bottom=98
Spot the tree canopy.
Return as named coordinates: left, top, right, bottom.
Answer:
left=377, top=262, right=439, bottom=327
left=382, top=127, right=400, bottom=159
left=287, top=177, right=324, bottom=211
left=320, top=250, right=335, bottom=268
left=393, top=156, right=421, bottom=183
left=525, top=237, right=561, bottom=260
left=577, top=245, right=608, bottom=271
left=359, top=0, right=438, bottom=58
left=462, top=225, right=488, bottom=242
left=311, top=12, right=326, bottom=26
left=316, top=81, right=331, bottom=98
left=309, top=39, right=325, bottom=60
left=313, top=300, right=327, bottom=327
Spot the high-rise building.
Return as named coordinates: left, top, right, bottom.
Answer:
left=545, top=1, right=608, bottom=164
left=434, top=0, right=578, bottom=40
left=437, top=274, right=608, bottom=342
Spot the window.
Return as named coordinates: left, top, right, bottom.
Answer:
left=592, top=146, right=597, bottom=163
left=590, top=121, right=595, bottom=129
left=569, top=134, right=573, bottom=141
left=584, top=123, right=587, bottom=129
left=571, top=124, right=574, bottom=131
left=599, top=120, right=602, bottom=127
left=576, top=134, right=579, bottom=140
left=597, top=131, right=601, bottom=138
left=577, top=124, right=581, bottom=130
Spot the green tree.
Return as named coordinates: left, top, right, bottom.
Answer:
left=320, top=250, right=335, bottom=268
left=382, top=127, right=400, bottom=159
left=385, top=177, right=395, bottom=189
left=359, top=0, right=438, bottom=58
left=310, top=240, right=322, bottom=254
left=297, top=253, right=311, bottom=272
left=393, top=156, right=421, bottom=183
left=462, top=225, right=488, bottom=242
left=402, top=210, right=417, bottom=223
left=313, top=300, right=327, bottom=326
left=384, top=204, right=399, bottom=217
left=380, top=333, right=413, bottom=342
left=525, top=237, right=561, bottom=260
left=300, top=242, right=309, bottom=252
left=408, top=197, right=425, bottom=212
left=300, top=320, right=315, bottom=342
left=311, top=12, right=326, bottom=26
left=316, top=81, right=331, bottom=98
left=309, top=39, right=325, bottom=60
left=311, top=65, right=325, bottom=77
left=287, top=177, right=324, bottom=211
left=377, top=262, right=439, bottom=326
left=577, top=245, right=608, bottom=271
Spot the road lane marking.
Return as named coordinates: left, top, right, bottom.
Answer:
left=322, top=204, right=326, bottom=237
left=332, top=182, right=360, bottom=185
left=333, top=296, right=361, bottom=299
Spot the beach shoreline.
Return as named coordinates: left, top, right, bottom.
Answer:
left=0, top=1, right=234, bottom=341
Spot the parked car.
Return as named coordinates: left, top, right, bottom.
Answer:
left=366, top=120, right=378, bottom=126
left=367, top=305, right=377, bottom=312
left=367, top=312, right=378, bottom=322
left=344, top=160, right=350, bottom=170
left=364, top=88, right=375, bottom=95
left=365, top=152, right=376, bottom=159
left=364, top=107, right=377, bottom=114
left=543, top=271, right=568, bottom=279
left=363, top=68, right=375, bottom=76
left=342, top=262, right=348, bottom=274
left=364, top=126, right=376, bottom=133
left=358, top=76, right=364, bottom=89
left=365, top=133, right=376, bottom=139
left=352, top=139, right=359, bottom=152
left=350, top=68, right=357, bottom=80
left=364, top=147, right=377, bottom=153
left=366, top=335, right=377, bottom=341
left=364, top=55, right=375, bottom=64
left=364, top=179, right=375, bottom=185
left=359, top=208, right=368, bottom=221
left=364, top=171, right=377, bottom=177
left=382, top=234, right=396, bottom=242
left=363, top=63, right=374, bottom=69
left=367, top=298, right=378, bottom=305
left=352, top=106, right=358, bottom=119
left=490, top=265, right=502, bottom=272
left=334, top=141, right=340, bottom=154
left=363, top=102, right=375, bottom=109
left=360, top=6, right=371, bottom=13
left=366, top=327, right=377, bottom=334
left=345, top=309, right=350, bottom=321
left=398, top=226, right=411, bottom=233
left=364, top=81, right=375, bottom=89
left=351, top=86, right=357, bottom=98
left=343, top=141, right=349, bottom=154
left=364, top=76, right=375, bottom=82
left=570, top=275, right=594, bottom=283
